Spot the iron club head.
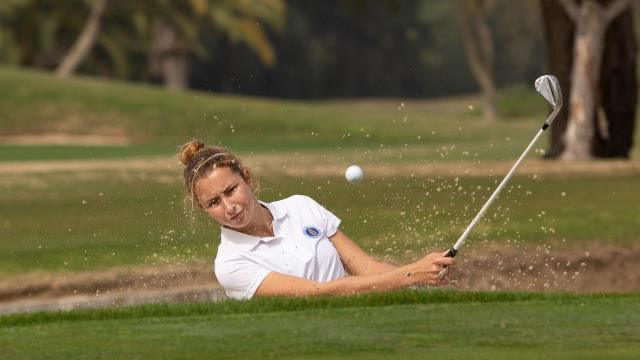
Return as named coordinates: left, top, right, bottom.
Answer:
left=535, top=75, right=563, bottom=127
left=535, top=75, right=562, bottom=108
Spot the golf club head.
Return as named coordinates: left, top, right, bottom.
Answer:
left=535, top=75, right=563, bottom=127
left=535, top=75, right=562, bottom=108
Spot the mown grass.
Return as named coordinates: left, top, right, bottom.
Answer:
left=2, top=66, right=639, bottom=161
left=1, top=291, right=639, bottom=359
left=1, top=168, right=638, bottom=274
left=0, top=66, right=558, bottom=160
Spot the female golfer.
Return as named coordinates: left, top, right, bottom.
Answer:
left=179, top=140, right=455, bottom=300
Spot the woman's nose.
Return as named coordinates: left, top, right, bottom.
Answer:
left=222, top=198, right=235, bottom=212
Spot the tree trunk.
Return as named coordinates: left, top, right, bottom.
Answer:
left=55, top=0, right=108, bottom=78
left=150, top=22, right=190, bottom=90
left=161, top=56, right=189, bottom=89
left=540, top=0, right=574, bottom=158
left=560, top=1, right=607, bottom=160
left=458, top=0, right=497, bottom=122
left=594, top=6, right=637, bottom=157
left=553, top=0, right=635, bottom=160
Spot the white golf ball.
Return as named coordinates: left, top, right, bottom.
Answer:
left=345, top=165, right=364, bottom=183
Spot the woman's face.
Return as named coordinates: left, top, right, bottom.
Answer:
left=194, top=166, right=257, bottom=231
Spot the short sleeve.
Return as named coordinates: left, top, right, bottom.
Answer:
left=299, top=195, right=341, bottom=238
left=214, top=258, right=271, bottom=300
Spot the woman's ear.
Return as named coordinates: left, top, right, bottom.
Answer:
left=241, top=168, right=254, bottom=187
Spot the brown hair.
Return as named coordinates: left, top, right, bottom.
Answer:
left=179, top=139, right=247, bottom=205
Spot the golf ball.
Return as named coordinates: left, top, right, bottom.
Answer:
left=345, top=165, right=364, bottom=183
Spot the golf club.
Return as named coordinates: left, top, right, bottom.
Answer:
left=438, top=75, right=562, bottom=277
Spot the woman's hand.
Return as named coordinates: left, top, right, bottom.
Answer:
left=400, top=252, right=456, bottom=287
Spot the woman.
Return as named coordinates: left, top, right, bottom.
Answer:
left=179, top=140, right=455, bottom=300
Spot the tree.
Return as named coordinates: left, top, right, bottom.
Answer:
left=0, top=0, right=90, bottom=69
left=549, top=0, right=636, bottom=160
left=540, top=0, right=574, bottom=158
left=0, top=0, right=284, bottom=89
left=148, top=0, right=285, bottom=89
left=457, top=0, right=497, bottom=122
left=55, top=0, right=108, bottom=77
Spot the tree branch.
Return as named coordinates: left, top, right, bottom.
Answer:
left=558, top=0, right=579, bottom=22
left=603, top=0, right=632, bottom=24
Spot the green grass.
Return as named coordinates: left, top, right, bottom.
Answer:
left=1, top=64, right=639, bottom=360
left=1, top=67, right=639, bottom=274
left=1, top=168, right=638, bottom=274
left=1, top=291, right=639, bottom=359
left=2, top=67, right=639, bottom=160
left=0, top=144, right=176, bottom=161
left=0, top=66, right=556, bottom=158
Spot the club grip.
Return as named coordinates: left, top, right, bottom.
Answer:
left=444, top=248, right=458, bottom=258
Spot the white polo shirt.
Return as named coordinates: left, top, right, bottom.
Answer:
left=214, top=195, right=347, bottom=300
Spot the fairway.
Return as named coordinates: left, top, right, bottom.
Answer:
left=1, top=67, right=639, bottom=358
left=1, top=291, right=639, bottom=359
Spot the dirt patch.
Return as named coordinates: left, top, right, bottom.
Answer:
left=0, top=134, right=132, bottom=146
left=1, top=242, right=638, bottom=314
left=1, top=154, right=639, bottom=178
left=0, top=157, right=177, bottom=175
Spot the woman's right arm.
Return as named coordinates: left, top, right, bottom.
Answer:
left=254, top=252, right=455, bottom=297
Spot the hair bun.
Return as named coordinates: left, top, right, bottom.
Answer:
left=179, top=140, right=205, bottom=165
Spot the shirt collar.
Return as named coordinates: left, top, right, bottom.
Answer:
left=220, top=200, right=287, bottom=251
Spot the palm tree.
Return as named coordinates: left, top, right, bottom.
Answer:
left=1, top=0, right=286, bottom=89
left=147, top=0, right=286, bottom=89
left=56, top=0, right=109, bottom=77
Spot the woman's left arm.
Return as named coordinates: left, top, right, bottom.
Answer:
left=329, top=229, right=397, bottom=276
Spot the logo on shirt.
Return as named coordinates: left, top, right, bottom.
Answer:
left=302, top=225, right=322, bottom=239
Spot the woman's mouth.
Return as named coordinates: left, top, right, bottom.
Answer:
left=229, top=210, right=244, bottom=222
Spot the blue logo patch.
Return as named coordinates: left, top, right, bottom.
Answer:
left=303, top=225, right=322, bottom=239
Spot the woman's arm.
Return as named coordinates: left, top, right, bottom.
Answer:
left=329, top=229, right=397, bottom=275
left=254, top=251, right=455, bottom=297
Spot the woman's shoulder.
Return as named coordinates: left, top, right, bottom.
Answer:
left=272, top=194, right=318, bottom=207
left=214, top=242, right=245, bottom=267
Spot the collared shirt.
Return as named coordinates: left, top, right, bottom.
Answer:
left=214, top=195, right=346, bottom=300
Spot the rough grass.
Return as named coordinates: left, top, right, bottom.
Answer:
left=1, top=169, right=638, bottom=274
left=1, top=291, right=639, bottom=359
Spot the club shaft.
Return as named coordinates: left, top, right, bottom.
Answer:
left=443, top=76, right=561, bottom=260
left=451, top=127, right=546, bottom=252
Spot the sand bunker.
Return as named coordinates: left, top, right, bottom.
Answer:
left=1, top=242, right=638, bottom=314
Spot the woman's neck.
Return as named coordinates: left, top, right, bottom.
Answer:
left=244, top=203, right=274, bottom=238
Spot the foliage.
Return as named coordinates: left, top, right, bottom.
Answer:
left=0, top=0, right=547, bottom=97
left=191, top=0, right=546, bottom=98
left=0, top=0, right=285, bottom=80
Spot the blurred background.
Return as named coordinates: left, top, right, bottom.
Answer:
left=0, top=0, right=639, bottom=313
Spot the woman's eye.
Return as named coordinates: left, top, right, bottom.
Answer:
left=225, top=185, right=238, bottom=195
left=208, top=199, right=220, bottom=208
